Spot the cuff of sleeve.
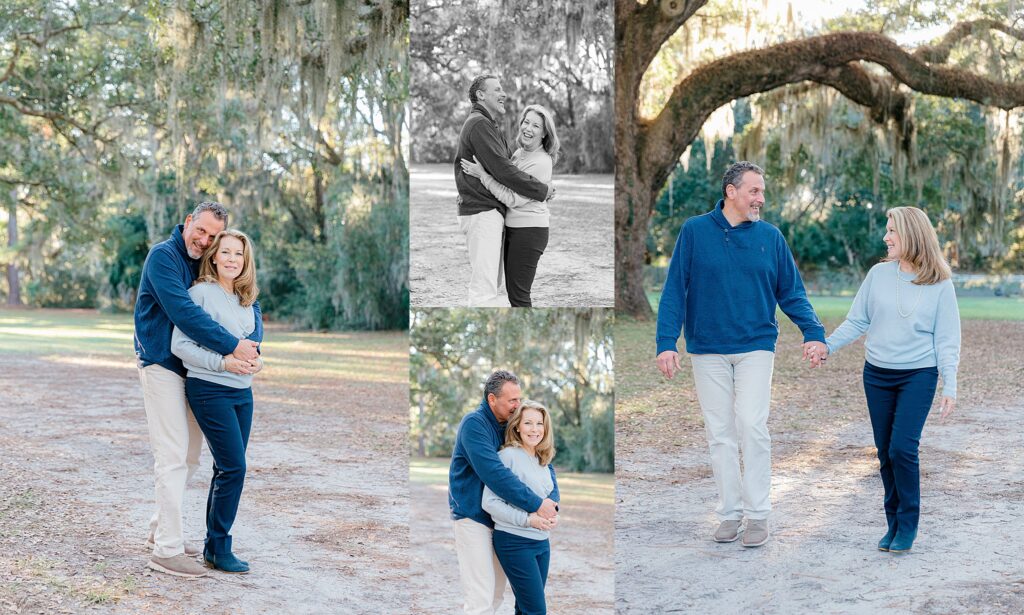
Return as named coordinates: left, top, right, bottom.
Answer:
left=802, top=329, right=827, bottom=344
left=656, top=338, right=679, bottom=356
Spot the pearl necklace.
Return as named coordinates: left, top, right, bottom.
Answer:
left=895, top=262, right=923, bottom=318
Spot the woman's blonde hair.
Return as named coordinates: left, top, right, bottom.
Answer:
left=885, top=207, right=952, bottom=285
left=197, top=229, right=260, bottom=306
left=504, top=399, right=555, bottom=466
left=517, top=104, right=560, bottom=165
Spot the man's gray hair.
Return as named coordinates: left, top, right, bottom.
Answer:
left=468, top=74, right=498, bottom=105
left=722, top=161, right=764, bottom=199
left=484, top=369, right=519, bottom=399
left=190, top=201, right=229, bottom=224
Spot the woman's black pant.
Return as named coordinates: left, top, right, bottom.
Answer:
left=504, top=226, right=549, bottom=307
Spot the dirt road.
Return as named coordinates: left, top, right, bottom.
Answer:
left=0, top=321, right=408, bottom=614
left=615, top=319, right=1024, bottom=614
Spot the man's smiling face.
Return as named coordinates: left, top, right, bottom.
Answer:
left=477, top=77, right=506, bottom=117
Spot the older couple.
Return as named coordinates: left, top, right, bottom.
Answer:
left=656, top=161, right=961, bottom=553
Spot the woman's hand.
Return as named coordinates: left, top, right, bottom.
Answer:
left=460, top=155, right=487, bottom=179
left=938, top=396, right=956, bottom=421
left=528, top=512, right=557, bottom=531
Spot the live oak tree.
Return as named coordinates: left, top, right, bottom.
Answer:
left=615, top=0, right=1024, bottom=317
left=1, top=0, right=409, bottom=327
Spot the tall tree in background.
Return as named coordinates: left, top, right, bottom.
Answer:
left=615, top=0, right=1024, bottom=317
left=410, top=308, right=614, bottom=473
left=0, top=0, right=409, bottom=328
left=411, top=0, right=613, bottom=173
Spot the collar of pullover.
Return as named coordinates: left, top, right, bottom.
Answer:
left=477, top=394, right=504, bottom=431
left=710, top=199, right=756, bottom=230
left=170, top=224, right=195, bottom=260
left=472, top=103, right=497, bottom=125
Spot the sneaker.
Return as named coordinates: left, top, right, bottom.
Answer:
left=204, top=551, right=250, bottom=574
left=878, top=527, right=897, bottom=552
left=713, top=520, right=743, bottom=543
left=145, top=533, right=201, bottom=557
left=741, top=519, right=769, bottom=547
left=888, top=530, right=915, bottom=553
left=147, top=554, right=209, bottom=578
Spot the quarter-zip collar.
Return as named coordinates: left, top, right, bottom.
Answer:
left=710, top=199, right=756, bottom=230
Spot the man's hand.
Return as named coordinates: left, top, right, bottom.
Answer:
left=802, top=341, right=828, bottom=368
left=657, top=350, right=682, bottom=379
left=528, top=512, right=557, bottom=531
left=233, top=339, right=259, bottom=361
left=224, top=356, right=258, bottom=376
left=938, top=396, right=956, bottom=421
left=536, top=498, right=558, bottom=520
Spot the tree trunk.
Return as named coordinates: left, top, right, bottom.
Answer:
left=6, top=194, right=20, bottom=307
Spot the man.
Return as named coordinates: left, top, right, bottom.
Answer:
left=449, top=370, right=559, bottom=614
left=454, top=74, right=551, bottom=307
left=134, top=201, right=263, bottom=577
left=655, top=161, right=827, bottom=548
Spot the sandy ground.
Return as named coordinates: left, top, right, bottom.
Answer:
left=0, top=330, right=409, bottom=614
left=615, top=319, right=1024, bottom=614
left=409, top=163, right=614, bottom=308
left=408, top=462, right=615, bottom=614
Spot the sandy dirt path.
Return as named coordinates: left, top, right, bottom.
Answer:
left=409, top=163, right=614, bottom=308
left=0, top=325, right=409, bottom=614
left=615, top=319, right=1024, bottom=614
left=409, top=460, right=615, bottom=614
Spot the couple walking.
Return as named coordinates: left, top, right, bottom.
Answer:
left=134, top=202, right=264, bottom=577
left=449, top=370, right=561, bottom=615
left=656, top=161, right=961, bottom=552
left=455, top=74, right=560, bottom=307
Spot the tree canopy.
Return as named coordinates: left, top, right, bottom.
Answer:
left=410, top=308, right=614, bottom=473
left=1, top=0, right=409, bottom=330
left=616, top=0, right=1024, bottom=316
left=410, top=0, right=613, bottom=173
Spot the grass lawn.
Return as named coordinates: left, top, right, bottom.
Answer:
left=410, top=457, right=614, bottom=506
left=0, top=308, right=407, bottom=385
left=645, top=292, right=1023, bottom=320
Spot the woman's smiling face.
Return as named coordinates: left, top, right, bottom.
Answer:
left=519, top=110, right=545, bottom=151
left=518, top=407, right=545, bottom=450
left=213, top=235, right=246, bottom=283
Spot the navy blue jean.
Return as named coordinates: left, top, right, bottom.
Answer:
left=862, top=362, right=938, bottom=540
left=493, top=530, right=550, bottom=615
left=185, top=377, right=253, bottom=556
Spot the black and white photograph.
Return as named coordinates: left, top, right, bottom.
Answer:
left=409, top=0, right=614, bottom=308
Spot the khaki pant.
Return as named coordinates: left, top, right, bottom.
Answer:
left=458, top=209, right=510, bottom=307
left=690, top=350, right=775, bottom=520
left=138, top=364, right=203, bottom=558
left=453, top=518, right=506, bottom=614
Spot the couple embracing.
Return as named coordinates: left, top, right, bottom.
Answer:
left=455, top=74, right=560, bottom=307
left=656, top=162, right=961, bottom=553
left=134, top=202, right=264, bottom=577
left=449, top=370, right=561, bottom=615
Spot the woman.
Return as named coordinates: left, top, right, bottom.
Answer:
left=171, top=229, right=262, bottom=573
left=462, top=104, right=560, bottom=307
left=481, top=400, right=560, bottom=615
left=816, top=206, right=960, bottom=553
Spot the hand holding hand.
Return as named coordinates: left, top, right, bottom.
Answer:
left=224, top=355, right=256, bottom=375
left=460, top=155, right=485, bottom=179
left=233, top=339, right=259, bottom=362
left=657, top=350, right=682, bottom=379
left=938, top=396, right=956, bottom=421
left=528, top=513, right=554, bottom=531
left=803, top=341, right=828, bottom=368
left=536, top=498, right=558, bottom=520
